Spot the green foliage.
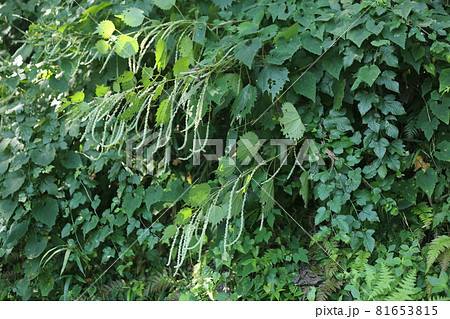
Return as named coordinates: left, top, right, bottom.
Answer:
left=0, top=0, right=449, bottom=301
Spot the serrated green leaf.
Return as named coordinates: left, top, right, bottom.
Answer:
left=315, top=207, right=330, bottom=225
left=260, top=179, right=274, bottom=214
left=156, top=99, right=171, bottom=126
left=96, top=20, right=115, bottom=39
left=332, top=78, right=346, bottom=109
left=257, top=65, right=289, bottom=99
left=216, top=157, right=236, bottom=177
left=231, top=84, right=256, bottom=120
left=392, top=1, right=413, bottom=19
left=266, top=38, right=300, bottom=65
left=363, top=229, right=375, bottom=252
left=123, top=192, right=143, bottom=217
left=238, top=22, right=259, bottom=36
left=236, top=132, right=262, bottom=164
left=351, top=65, right=381, bottom=90
left=274, top=23, right=299, bottom=42
left=382, top=25, right=407, bottom=49
left=379, top=45, right=398, bottom=67
left=347, top=26, right=371, bottom=47
left=114, top=35, right=139, bottom=58
left=293, top=71, right=316, bottom=102
left=212, top=0, right=234, bottom=10
left=155, top=39, right=167, bottom=72
left=416, top=168, right=437, bottom=197
left=429, top=99, right=449, bottom=125
left=293, top=248, right=308, bottom=263
left=173, top=57, right=190, bottom=76
left=300, top=32, right=322, bottom=55
left=366, top=18, right=384, bottom=35
left=417, top=110, right=439, bottom=140
left=378, top=94, right=405, bottom=115
left=179, top=36, right=193, bottom=59
left=161, top=225, right=178, bottom=243
left=153, top=0, right=176, bottom=10
left=95, top=40, right=110, bottom=54
left=279, top=102, right=305, bottom=140
left=359, top=204, right=379, bottom=222
left=95, top=84, right=110, bottom=97
left=234, top=38, right=261, bottom=69
left=187, top=184, right=211, bottom=207
left=322, top=48, right=343, bottom=79
left=175, top=207, right=192, bottom=225
left=208, top=205, right=226, bottom=227
left=119, top=7, right=145, bottom=27
left=375, top=70, right=399, bottom=93
left=141, top=67, right=154, bottom=87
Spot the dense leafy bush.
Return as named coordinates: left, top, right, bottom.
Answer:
left=0, top=0, right=449, bottom=300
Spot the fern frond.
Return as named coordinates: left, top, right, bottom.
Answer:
left=149, top=270, right=173, bottom=293
left=426, top=236, right=450, bottom=272
left=350, top=250, right=371, bottom=271
left=372, top=263, right=395, bottom=297
left=438, top=249, right=450, bottom=272
left=404, top=116, right=418, bottom=139
left=259, top=249, right=284, bottom=267
left=386, top=269, right=418, bottom=301
left=363, top=264, right=377, bottom=289
left=316, top=279, right=343, bottom=301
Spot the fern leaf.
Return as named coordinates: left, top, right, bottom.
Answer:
left=372, top=263, right=395, bottom=297
left=386, top=269, right=418, bottom=301
left=438, top=249, right=450, bottom=272
left=316, top=279, right=343, bottom=301
left=426, top=236, right=450, bottom=272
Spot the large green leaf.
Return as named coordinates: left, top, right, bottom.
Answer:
left=32, top=198, right=59, bottom=227
left=236, top=131, right=262, bottom=164
left=5, top=220, right=29, bottom=246
left=153, top=0, right=176, bottom=10
left=25, top=232, right=48, bottom=259
left=231, top=84, right=256, bottom=120
left=257, top=65, right=289, bottom=99
left=279, top=102, right=305, bottom=140
left=435, top=141, right=450, bottom=162
left=354, top=91, right=379, bottom=116
left=187, top=183, right=211, bottom=207
left=293, top=71, right=316, bottom=102
left=119, top=7, right=145, bottom=27
left=208, top=205, right=227, bottom=227
left=439, top=68, right=450, bottom=93
left=322, top=48, right=343, bottom=79
left=30, top=144, right=55, bottom=166
left=0, top=199, right=17, bottom=222
left=95, top=20, right=115, bottom=39
left=234, top=38, right=261, bottom=69
left=2, top=171, right=25, bottom=198
left=351, top=65, right=381, bottom=90
left=416, top=168, right=438, bottom=197
left=114, top=35, right=139, bottom=59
